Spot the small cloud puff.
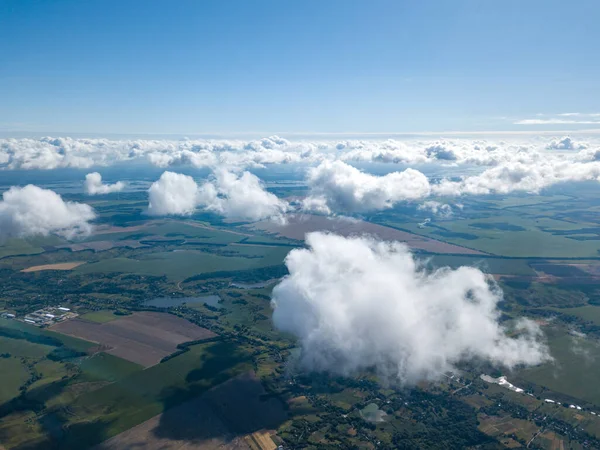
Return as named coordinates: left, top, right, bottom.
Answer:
left=84, top=172, right=125, bottom=195
left=546, top=136, right=588, bottom=150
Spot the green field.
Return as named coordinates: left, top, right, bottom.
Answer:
left=0, top=318, right=94, bottom=352
left=0, top=320, right=99, bottom=408
left=0, top=335, right=55, bottom=358
left=478, top=195, right=574, bottom=209
left=0, top=358, right=29, bottom=404
left=0, top=236, right=63, bottom=260
left=553, top=305, right=600, bottom=326
left=79, top=310, right=119, bottom=323
left=15, top=340, right=253, bottom=449
left=79, top=352, right=143, bottom=382
left=517, top=327, right=600, bottom=405
left=390, top=218, right=600, bottom=257
left=75, top=246, right=291, bottom=280
left=84, top=221, right=252, bottom=244
left=427, top=255, right=536, bottom=275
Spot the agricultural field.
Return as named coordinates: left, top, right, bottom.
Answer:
left=0, top=236, right=63, bottom=260
left=389, top=216, right=600, bottom=258
left=372, top=193, right=600, bottom=258
left=253, top=214, right=485, bottom=254
left=74, top=246, right=291, bottom=281
left=0, top=339, right=254, bottom=449
left=50, top=311, right=217, bottom=367
left=78, top=310, right=119, bottom=323
left=98, top=372, right=285, bottom=450
left=517, top=326, right=600, bottom=405
left=550, top=305, right=600, bottom=326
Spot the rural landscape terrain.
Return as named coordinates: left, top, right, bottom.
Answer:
left=2, top=162, right=600, bottom=450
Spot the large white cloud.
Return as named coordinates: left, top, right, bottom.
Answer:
left=147, top=171, right=200, bottom=216
left=271, top=232, right=550, bottom=383
left=0, top=185, right=96, bottom=239
left=147, top=169, right=289, bottom=221
left=84, top=172, right=125, bottom=195
left=303, top=161, right=431, bottom=213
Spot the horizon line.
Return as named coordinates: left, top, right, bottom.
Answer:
left=2, top=128, right=600, bottom=139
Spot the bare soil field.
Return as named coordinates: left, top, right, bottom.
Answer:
left=96, top=372, right=285, bottom=450
left=50, top=312, right=216, bottom=367
left=252, top=214, right=485, bottom=255
left=21, top=261, right=86, bottom=272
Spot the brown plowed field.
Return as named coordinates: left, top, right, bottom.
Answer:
left=50, top=312, right=216, bottom=367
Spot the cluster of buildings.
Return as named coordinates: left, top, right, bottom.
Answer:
left=2, top=306, right=77, bottom=327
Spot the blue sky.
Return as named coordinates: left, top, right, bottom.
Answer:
left=1, top=0, right=599, bottom=135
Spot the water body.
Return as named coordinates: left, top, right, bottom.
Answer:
left=144, top=295, right=221, bottom=308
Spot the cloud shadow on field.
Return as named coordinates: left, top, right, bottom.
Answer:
left=152, top=373, right=287, bottom=446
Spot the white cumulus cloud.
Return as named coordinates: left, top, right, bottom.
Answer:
left=84, top=172, right=125, bottom=195
left=299, top=156, right=600, bottom=214
left=147, top=169, right=289, bottom=222
left=0, top=185, right=96, bottom=239
left=271, top=232, right=550, bottom=383
left=199, top=168, right=289, bottom=222
left=546, top=136, right=588, bottom=150
left=433, top=160, right=600, bottom=197
left=303, top=161, right=431, bottom=213
left=147, top=171, right=200, bottom=216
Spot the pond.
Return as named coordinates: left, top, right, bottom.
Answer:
left=143, top=295, right=221, bottom=309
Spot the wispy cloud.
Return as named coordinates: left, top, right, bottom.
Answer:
left=515, top=119, right=600, bottom=125
left=515, top=113, right=600, bottom=125
left=556, top=113, right=600, bottom=117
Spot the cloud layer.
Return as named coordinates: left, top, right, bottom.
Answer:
left=3, top=134, right=600, bottom=217
left=0, top=185, right=96, bottom=239
left=84, top=172, right=125, bottom=195
left=271, top=232, right=550, bottom=383
left=147, top=169, right=289, bottom=221
left=2, top=135, right=598, bottom=172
